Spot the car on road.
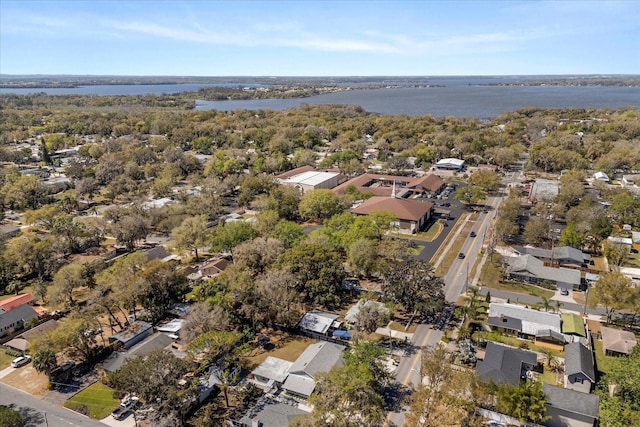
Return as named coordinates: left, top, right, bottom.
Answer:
left=11, top=355, right=31, bottom=368
left=458, top=252, right=465, bottom=259
left=470, top=231, right=476, bottom=238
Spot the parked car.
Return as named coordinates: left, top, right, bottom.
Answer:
left=11, top=355, right=31, bottom=368
left=111, top=395, right=140, bottom=420
left=560, top=288, right=569, bottom=296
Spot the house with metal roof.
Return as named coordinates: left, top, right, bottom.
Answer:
left=282, top=341, right=345, bottom=398
left=108, top=321, right=153, bottom=350
left=561, top=313, right=587, bottom=339
left=564, top=342, right=595, bottom=393
left=298, top=310, right=340, bottom=335
left=476, top=342, right=539, bottom=386
left=543, top=383, right=599, bottom=427
left=601, top=326, right=637, bottom=356
left=504, top=254, right=581, bottom=290
left=435, top=158, right=465, bottom=170
left=251, top=356, right=294, bottom=389
left=488, top=303, right=564, bottom=344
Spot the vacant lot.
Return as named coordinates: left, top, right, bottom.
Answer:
left=64, top=381, right=119, bottom=419
left=0, top=364, right=49, bottom=395
left=244, top=333, right=315, bottom=370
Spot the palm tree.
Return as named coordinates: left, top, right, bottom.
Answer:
left=540, top=296, right=552, bottom=312
left=32, top=349, right=57, bottom=380
left=554, top=300, right=564, bottom=314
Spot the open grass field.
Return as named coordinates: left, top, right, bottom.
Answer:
left=64, top=382, right=119, bottom=419
left=243, top=334, right=315, bottom=370
left=593, top=338, right=617, bottom=377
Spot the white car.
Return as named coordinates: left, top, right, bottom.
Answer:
left=11, top=355, right=31, bottom=368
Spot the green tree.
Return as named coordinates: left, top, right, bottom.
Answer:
left=454, top=185, right=486, bottom=206
left=171, top=214, right=210, bottom=260
left=592, top=271, right=633, bottom=323
left=496, top=381, right=549, bottom=424
left=298, top=189, right=344, bottom=221
left=560, top=222, right=582, bottom=248
left=32, top=348, right=58, bottom=378
left=597, top=344, right=640, bottom=427
left=310, top=341, right=388, bottom=426
left=277, top=236, right=345, bottom=308
left=469, top=170, right=501, bottom=193
left=0, top=406, right=24, bottom=427
left=210, top=220, right=257, bottom=254
left=381, top=259, right=444, bottom=319
left=347, top=238, right=379, bottom=278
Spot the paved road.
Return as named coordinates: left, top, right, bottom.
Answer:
left=0, top=383, right=105, bottom=427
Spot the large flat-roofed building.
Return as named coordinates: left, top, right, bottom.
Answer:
left=277, top=169, right=343, bottom=194
left=435, top=158, right=465, bottom=170
left=528, top=178, right=560, bottom=204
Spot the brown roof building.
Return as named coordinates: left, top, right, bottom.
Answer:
left=601, top=326, right=637, bottom=356
left=201, top=256, right=232, bottom=278
left=351, top=196, right=434, bottom=234
left=333, top=173, right=445, bottom=198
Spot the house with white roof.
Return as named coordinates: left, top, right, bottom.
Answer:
left=435, top=158, right=465, bottom=170
left=298, top=310, right=340, bottom=335
left=487, top=303, right=565, bottom=345
left=251, top=356, right=294, bottom=389
left=277, top=168, right=343, bottom=194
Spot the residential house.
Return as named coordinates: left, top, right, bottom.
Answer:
left=108, top=321, right=153, bottom=350
left=504, top=254, right=581, bottom=290
left=543, top=383, right=599, bottom=427
left=200, top=256, right=232, bottom=278
left=561, top=313, right=587, bottom=340
left=103, top=332, right=183, bottom=373
left=487, top=303, right=565, bottom=345
left=528, top=179, right=560, bottom=204
left=593, top=171, right=610, bottom=182
left=227, top=396, right=307, bottom=427
left=0, top=294, right=34, bottom=312
left=564, top=342, right=595, bottom=393
left=344, top=299, right=389, bottom=324
left=622, top=174, right=638, bottom=187
left=282, top=341, right=345, bottom=398
left=251, top=356, right=293, bottom=389
left=601, top=326, right=637, bottom=356
left=476, top=342, right=539, bottom=386
left=351, top=196, right=434, bottom=234
left=511, top=245, right=591, bottom=268
left=0, top=304, right=38, bottom=338
left=5, top=318, right=60, bottom=353
left=298, top=310, right=340, bottom=335
left=0, top=223, right=20, bottom=240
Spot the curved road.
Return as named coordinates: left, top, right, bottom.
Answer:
left=0, top=383, right=105, bottom=427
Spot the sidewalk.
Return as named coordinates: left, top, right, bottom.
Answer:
left=375, top=326, right=413, bottom=341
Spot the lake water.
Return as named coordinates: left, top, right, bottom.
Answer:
left=1, top=77, right=638, bottom=118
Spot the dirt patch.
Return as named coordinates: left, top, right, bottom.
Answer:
left=1, top=365, right=49, bottom=395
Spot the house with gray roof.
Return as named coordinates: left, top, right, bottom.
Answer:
left=564, top=342, right=595, bottom=393
left=543, top=383, right=599, bottom=427
left=488, top=303, right=564, bottom=344
left=512, top=245, right=591, bottom=267
left=0, top=304, right=38, bottom=338
left=601, top=325, right=638, bottom=356
left=228, top=396, right=307, bottom=427
left=282, top=341, right=345, bottom=398
left=476, top=342, right=539, bottom=386
left=504, top=254, right=581, bottom=290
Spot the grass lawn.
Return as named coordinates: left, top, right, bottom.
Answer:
left=388, top=320, right=418, bottom=334
left=484, top=280, right=554, bottom=299
left=539, top=370, right=563, bottom=386
left=593, top=339, right=617, bottom=378
left=412, top=221, right=443, bottom=242
left=591, top=256, right=607, bottom=272
left=473, top=332, right=564, bottom=357
left=435, top=213, right=476, bottom=275
left=243, top=335, right=315, bottom=370
left=64, top=382, right=119, bottom=419
left=0, top=350, right=16, bottom=369
left=478, top=253, right=503, bottom=287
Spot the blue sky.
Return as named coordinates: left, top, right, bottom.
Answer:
left=1, top=1, right=639, bottom=76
